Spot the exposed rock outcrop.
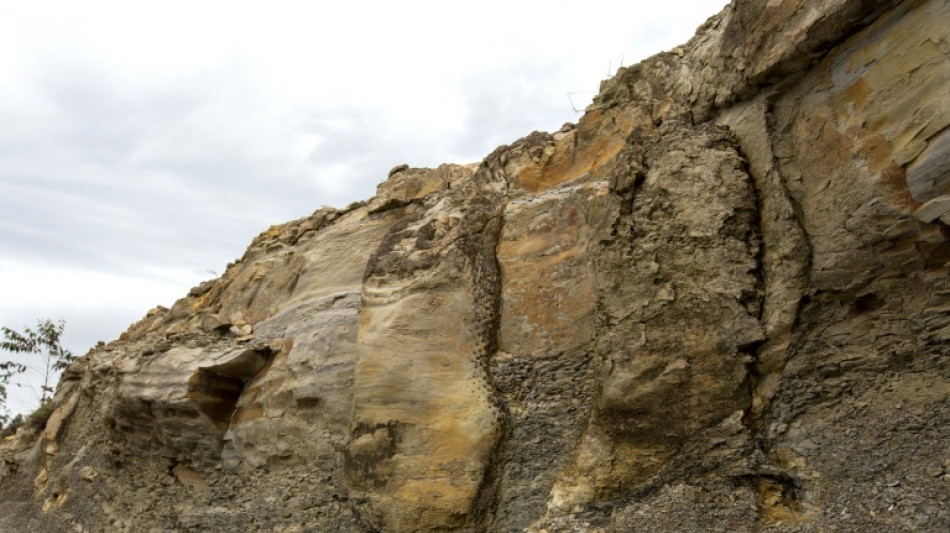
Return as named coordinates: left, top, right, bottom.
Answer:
left=2, top=1, right=948, bottom=531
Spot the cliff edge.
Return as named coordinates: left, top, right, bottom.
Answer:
left=2, top=1, right=949, bottom=531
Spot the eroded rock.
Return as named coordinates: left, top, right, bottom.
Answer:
left=2, top=2, right=948, bottom=532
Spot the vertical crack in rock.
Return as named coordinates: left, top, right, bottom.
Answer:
left=716, top=93, right=812, bottom=423
left=460, top=152, right=511, bottom=533
left=715, top=94, right=818, bottom=521
left=346, top=162, right=507, bottom=532
left=484, top=115, right=630, bottom=529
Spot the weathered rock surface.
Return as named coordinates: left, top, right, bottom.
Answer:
left=2, top=1, right=949, bottom=531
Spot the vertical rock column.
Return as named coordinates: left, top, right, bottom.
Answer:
left=548, top=124, right=766, bottom=512
left=345, top=166, right=506, bottom=532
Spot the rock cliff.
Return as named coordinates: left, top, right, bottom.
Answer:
left=2, top=1, right=949, bottom=531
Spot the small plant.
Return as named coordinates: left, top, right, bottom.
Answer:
left=0, top=319, right=76, bottom=423
left=0, top=400, right=55, bottom=438
left=26, top=400, right=55, bottom=431
left=0, top=360, right=26, bottom=428
left=0, top=413, right=24, bottom=439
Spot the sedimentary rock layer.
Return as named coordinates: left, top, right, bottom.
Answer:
left=2, top=1, right=948, bottom=531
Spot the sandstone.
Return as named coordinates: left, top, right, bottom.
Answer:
left=914, top=195, right=950, bottom=224
left=366, top=163, right=475, bottom=214
left=2, top=2, right=949, bottom=532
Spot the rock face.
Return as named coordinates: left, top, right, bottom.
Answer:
left=2, top=1, right=949, bottom=531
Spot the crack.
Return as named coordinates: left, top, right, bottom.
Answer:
left=764, top=94, right=815, bottom=278
left=723, top=94, right=813, bottom=427
left=465, top=166, right=511, bottom=532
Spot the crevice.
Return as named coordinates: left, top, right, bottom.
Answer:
left=734, top=94, right=814, bottom=428
left=186, top=347, right=276, bottom=436
left=851, top=292, right=885, bottom=315
left=763, top=95, right=814, bottom=280
left=733, top=147, right=768, bottom=323
left=285, top=268, right=302, bottom=297
left=466, top=164, right=511, bottom=532
left=605, top=133, right=650, bottom=243
left=739, top=473, right=806, bottom=525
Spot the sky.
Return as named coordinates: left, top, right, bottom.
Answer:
left=0, top=0, right=728, bottom=417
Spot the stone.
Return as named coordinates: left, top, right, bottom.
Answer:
left=366, top=163, right=475, bottom=214
left=388, top=164, right=409, bottom=177
left=172, top=464, right=209, bottom=495
left=914, top=195, right=950, bottom=224
left=1, top=2, right=948, bottom=532
left=78, top=466, right=96, bottom=482
left=908, top=127, right=950, bottom=202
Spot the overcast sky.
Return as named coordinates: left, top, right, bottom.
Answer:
left=0, top=0, right=728, bottom=416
